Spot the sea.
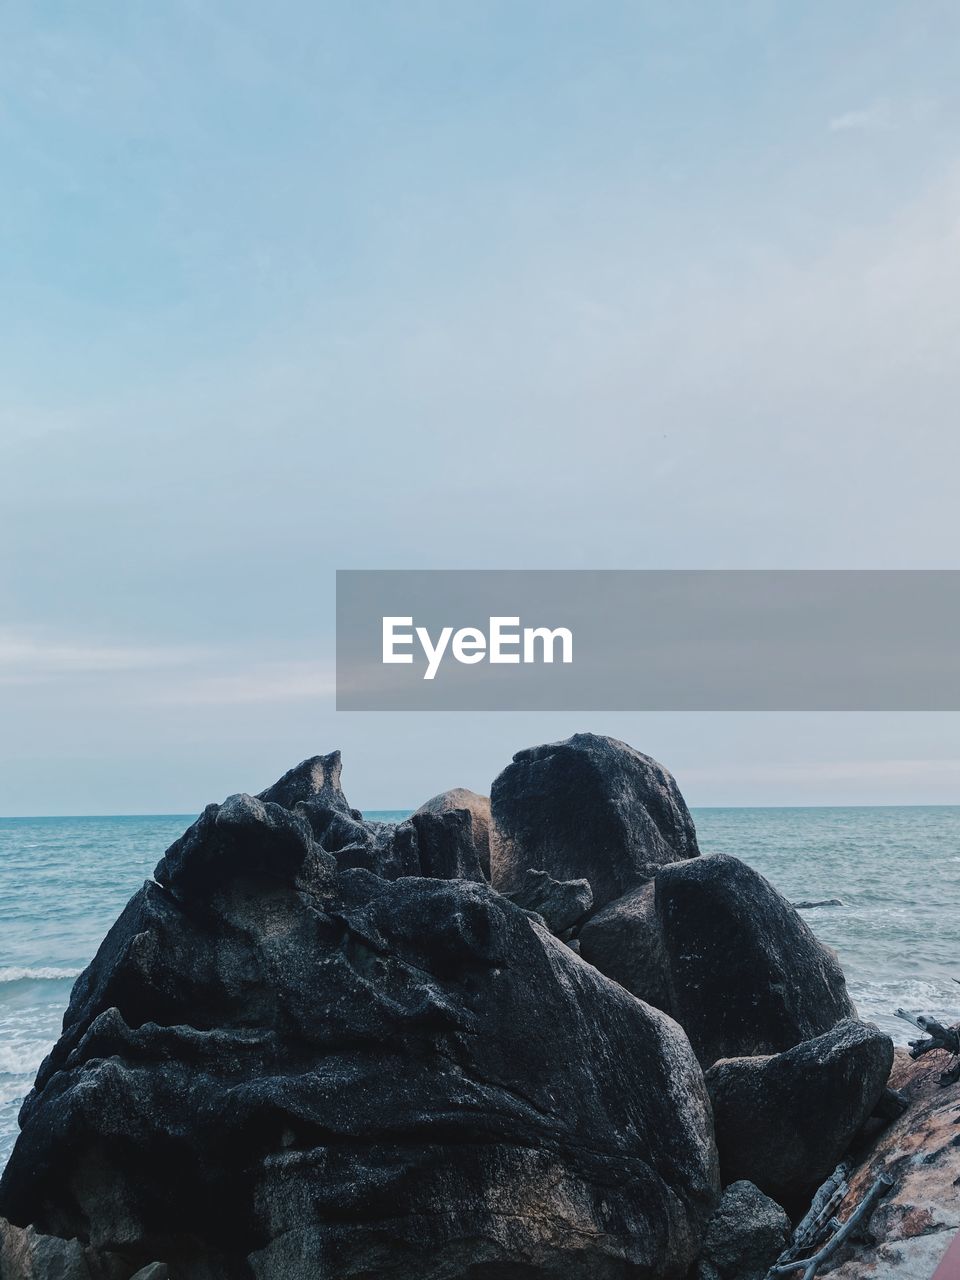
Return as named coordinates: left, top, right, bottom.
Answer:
left=2, top=805, right=959, bottom=1171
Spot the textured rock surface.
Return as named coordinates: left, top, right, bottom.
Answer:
left=501, top=867, right=593, bottom=936
left=656, top=854, right=857, bottom=1065
left=821, top=1230, right=957, bottom=1279
left=491, top=734, right=699, bottom=908
left=0, top=1216, right=163, bottom=1279
left=578, top=884, right=671, bottom=1011
left=408, top=809, right=486, bottom=882
left=413, top=788, right=494, bottom=880
left=694, top=1180, right=790, bottom=1280
left=818, top=1051, right=960, bottom=1277
left=0, top=759, right=720, bottom=1280
left=706, top=1019, right=893, bottom=1212
left=0, top=1217, right=109, bottom=1279
left=253, top=756, right=485, bottom=884
left=257, top=750, right=351, bottom=814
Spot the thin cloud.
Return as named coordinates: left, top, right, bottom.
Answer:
left=0, top=629, right=205, bottom=682
left=0, top=630, right=333, bottom=705
left=828, top=105, right=889, bottom=133
left=828, top=98, right=936, bottom=133
left=155, top=663, right=335, bottom=706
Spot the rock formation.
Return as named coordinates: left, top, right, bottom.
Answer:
left=0, top=1216, right=167, bottom=1279
left=577, top=854, right=856, bottom=1068
left=0, top=752, right=718, bottom=1280
left=0, top=737, right=917, bottom=1280
left=271, top=758, right=485, bottom=883
left=258, top=749, right=351, bottom=814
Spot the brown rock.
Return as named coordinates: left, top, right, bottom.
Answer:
left=819, top=1050, right=960, bottom=1277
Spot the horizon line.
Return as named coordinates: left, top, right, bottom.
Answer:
left=1, top=801, right=959, bottom=821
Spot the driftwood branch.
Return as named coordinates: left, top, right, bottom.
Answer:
left=784, top=1162, right=850, bottom=1258
left=895, top=1010, right=960, bottom=1083
left=895, top=1010, right=960, bottom=1054
left=768, top=1174, right=894, bottom=1280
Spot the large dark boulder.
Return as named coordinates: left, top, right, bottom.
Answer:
left=0, top=759, right=720, bottom=1280
left=490, top=734, right=699, bottom=909
left=577, top=856, right=855, bottom=1067
left=414, top=788, right=494, bottom=880
left=655, top=854, right=856, bottom=1066
left=705, top=1020, right=894, bottom=1213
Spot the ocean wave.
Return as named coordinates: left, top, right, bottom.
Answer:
left=0, top=967, right=80, bottom=984
left=849, top=974, right=960, bottom=1045
left=853, top=974, right=960, bottom=1007
left=0, top=1080, right=29, bottom=1106
left=0, top=1040, right=52, bottom=1077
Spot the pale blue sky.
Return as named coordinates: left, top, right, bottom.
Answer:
left=2, top=2, right=959, bottom=813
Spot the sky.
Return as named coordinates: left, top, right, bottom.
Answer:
left=1, top=1, right=959, bottom=814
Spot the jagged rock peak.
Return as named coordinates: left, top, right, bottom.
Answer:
left=257, top=750, right=349, bottom=813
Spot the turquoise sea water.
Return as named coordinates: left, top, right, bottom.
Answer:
left=2, top=805, right=959, bottom=1170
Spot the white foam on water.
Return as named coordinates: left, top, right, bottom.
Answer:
left=0, top=1079, right=30, bottom=1106
left=849, top=974, right=960, bottom=1044
left=0, top=1039, right=53, bottom=1077
left=0, top=967, right=80, bottom=983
